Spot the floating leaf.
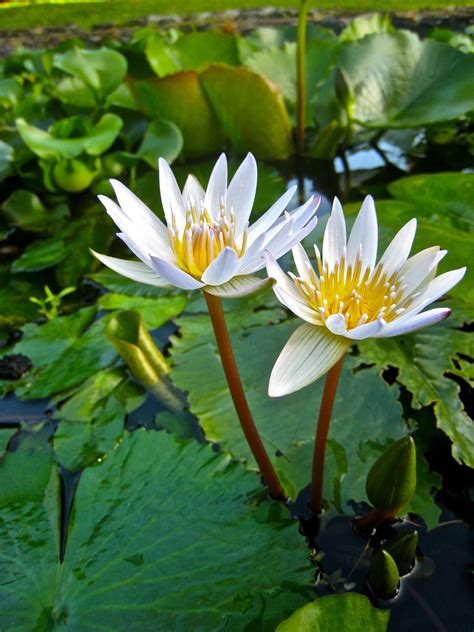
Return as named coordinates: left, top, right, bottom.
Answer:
left=0, top=430, right=313, bottom=630
left=2, top=189, right=69, bottom=232
left=136, top=119, right=183, bottom=167
left=170, top=316, right=405, bottom=505
left=338, top=32, right=474, bottom=128
left=275, top=593, right=390, bottom=631
left=0, top=141, right=14, bottom=181
left=97, top=292, right=187, bottom=329
left=201, top=64, right=293, bottom=159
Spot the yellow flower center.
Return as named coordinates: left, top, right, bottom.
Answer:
left=293, top=252, right=409, bottom=330
left=168, top=206, right=247, bottom=279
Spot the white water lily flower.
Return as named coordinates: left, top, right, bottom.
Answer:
left=92, top=153, right=319, bottom=298
left=266, top=195, right=466, bottom=397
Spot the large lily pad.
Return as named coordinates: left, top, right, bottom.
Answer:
left=0, top=429, right=313, bottom=631
left=170, top=315, right=405, bottom=506
left=201, top=64, right=293, bottom=159
left=339, top=31, right=474, bottom=129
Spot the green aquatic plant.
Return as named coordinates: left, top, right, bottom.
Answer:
left=29, top=284, right=76, bottom=320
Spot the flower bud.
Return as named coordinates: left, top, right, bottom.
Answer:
left=384, top=530, right=418, bottom=576
left=368, top=549, right=400, bottom=599
left=366, top=436, right=417, bottom=517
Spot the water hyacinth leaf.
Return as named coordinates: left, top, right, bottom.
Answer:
left=200, top=64, right=293, bottom=159
left=0, top=430, right=313, bottom=630
left=144, top=32, right=181, bottom=77
left=338, top=32, right=474, bottom=128
left=136, top=119, right=183, bottom=168
left=2, top=189, right=69, bottom=232
left=176, top=30, right=240, bottom=71
left=275, top=593, right=390, bottom=631
left=0, top=78, right=23, bottom=110
left=0, top=140, right=14, bottom=181
left=339, top=13, right=394, bottom=42
left=16, top=114, right=123, bottom=160
left=52, top=157, right=99, bottom=193
left=11, top=237, right=67, bottom=273
left=132, top=71, right=224, bottom=158
left=53, top=47, right=127, bottom=101
left=360, top=324, right=474, bottom=468
left=170, top=317, right=405, bottom=505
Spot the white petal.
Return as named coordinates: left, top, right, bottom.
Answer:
left=159, top=157, right=186, bottom=228
left=149, top=256, right=204, bottom=290
left=292, top=243, right=313, bottom=284
left=268, top=217, right=318, bottom=264
left=346, top=195, right=378, bottom=273
left=268, top=323, right=351, bottom=397
left=227, top=153, right=257, bottom=235
left=377, top=218, right=417, bottom=278
left=109, top=179, right=169, bottom=240
left=345, top=318, right=385, bottom=340
left=406, top=267, right=467, bottom=313
left=205, top=153, right=227, bottom=218
left=91, top=251, right=171, bottom=287
left=274, top=286, right=321, bottom=325
left=204, top=275, right=271, bottom=298
left=323, top=197, right=346, bottom=272
left=117, top=232, right=151, bottom=265
left=375, top=308, right=451, bottom=338
left=325, top=313, right=347, bottom=336
left=400, top=247, right=446, bottom=298
left=182, top=175, right=205, bottom=210
left=247, top=186, right=296, bottom=244
left=201, top=247, right=240, bottom=285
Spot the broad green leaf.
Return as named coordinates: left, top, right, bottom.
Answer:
left=0, top=430, right=313, bottom=630
left=360, top=322, right=474, bottom=468
left=406, top=456, right=442, bottom=530
left=136, top=119, right=183, bottom=167
left=97, top=293, right=187, bottom=329
left=132, top=71, right=224, bottom=158
left=170, top=316, right=405, bottom=506
left=201, top=64, right=293, bottom=159
left=0, top=78, right=23, bottom=110
left=0, top=429, right=15, bottom=456
left=16, top=114, right=123, bottom=160
left=53, top=47, right=127, bottom=101
left=339, top=14, right=394, bottom=42
left=275, top=593, right=390, bottom=631
left=339, top=32, right=474, bottom=128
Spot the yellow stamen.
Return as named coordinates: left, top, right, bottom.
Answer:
left=168, top=205, right=247, bottom=279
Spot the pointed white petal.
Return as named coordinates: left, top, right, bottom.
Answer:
left=182, top=174, right=205, bottom=210
left=204, top=275, right=271, bottom=298
left=149, top=256, right=204, bottom=290
left=292, top=243, right=313, bottom=284
left=345, top=318, right=385, bottom=340
left=268, top=323, right=351, bottom=397
left=91, top=251, right=171, bottom=287
left=406, top=267, right=467, bottom=313
left=158, top=157, right=186, bottom=228
left=117, top=232, right=151, bottom=264
left=227, top=153, right=257, bottom=235
left=109, top=179, right=168, bottom=239
left=247, top=186, right=296, bottom=244
left=400, top=247, right=446, bottom=298
left=346, top=195, right=378, bottom=273
left=205, top=153, right=227, bottom=218
left=201, top=247, right=240, bottom=285
left=323, top=197, right=346, bottom=272
left=377, top=218, right=417, bottom=278
left=273, top=286, right=321, bottom=325
left=325, top=313, right=347, bottom=336
left=375, top=308, right=451, bottom=338
left=268, top=217, right=318, bottom=264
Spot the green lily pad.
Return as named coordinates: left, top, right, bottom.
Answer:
left=170, top=315, right=405, bottom=506
left=275, top=593, right=390, bottom=631
left=132, top=71, right=225, bottom=158
left=0, top=429, right=313, bottom=630
left=2, top=189, right=69, bottom=232
left=97, top=293, right=187, bottom=330
left=16, top=113, right=123, bottom=160
left=0, top=429, right=16, bottom=456
left=360, top=321, right=474, bottom=468
left=11, top=237, right=67, bottom=273
left=201, top=64, right=293, bottom=159
left=338, top=31, right=474, bottom=128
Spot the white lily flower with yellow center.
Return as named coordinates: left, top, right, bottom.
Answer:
left=92, top=153, right=319, bottom=297
left=266, top=196, right=466, bottom=397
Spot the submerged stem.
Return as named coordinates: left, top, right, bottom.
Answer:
left=296, top=0, right=310, bottom=156
left=203, top=291, right=286, bottom=500
left=310, top=353, right=346, bottom=513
